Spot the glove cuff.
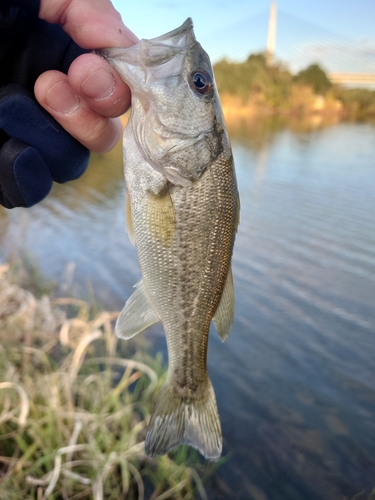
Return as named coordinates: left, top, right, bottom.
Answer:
left=0, top=138, right=53, bottom=208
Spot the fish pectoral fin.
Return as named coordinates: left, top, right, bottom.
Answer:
left=147, top=186, right=176, bottom=246
left=163, top=166, right=193, bottom=187
left=125, top=188, right=135, bottom=245
left=213, top=266, right=235, bottom=342
left=115, top=280, right=159, bottom=339
left=145, top=378, right=222, bottom=461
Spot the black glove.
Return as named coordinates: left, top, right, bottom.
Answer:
left=0, top=2, right=90, bottom=208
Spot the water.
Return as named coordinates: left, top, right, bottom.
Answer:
left=1, top=116, right=375, bottom=499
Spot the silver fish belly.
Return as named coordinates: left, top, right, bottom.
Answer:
left=100, top=18, right=240, bottom=460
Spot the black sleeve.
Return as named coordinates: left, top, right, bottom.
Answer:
left=5, top=0, right=40, bottom=15
left=0, top=1, right=88, bottom=92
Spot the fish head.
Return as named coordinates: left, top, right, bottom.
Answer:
left=99, top=19, right=228, bottom=186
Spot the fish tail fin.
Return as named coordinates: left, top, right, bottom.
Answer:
left=145, top=377, right=222, bottom=461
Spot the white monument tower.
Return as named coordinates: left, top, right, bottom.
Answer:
left=266, top=2, right=277, bottom=66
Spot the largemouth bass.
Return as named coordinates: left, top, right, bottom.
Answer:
left=100, top=18, right=239, bottom=460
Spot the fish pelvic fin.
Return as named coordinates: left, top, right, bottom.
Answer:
left=115, top=280, right=159, bottom=339
left=145, top=377, right=222, bottom=461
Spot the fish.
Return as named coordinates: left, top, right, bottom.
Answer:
left=99, top=18, right=240, bottom=460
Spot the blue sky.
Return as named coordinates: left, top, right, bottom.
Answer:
left=112, top=0, right=375, bottom=73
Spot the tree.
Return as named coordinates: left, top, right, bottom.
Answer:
left=294, top=64, right=332, bottom=95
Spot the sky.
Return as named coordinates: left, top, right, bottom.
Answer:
left=111, top=0, right=375, bottom=74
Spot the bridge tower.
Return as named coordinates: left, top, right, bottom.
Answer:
left=266, top=1, right=277, bottom=66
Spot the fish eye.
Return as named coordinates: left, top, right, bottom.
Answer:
left=190, top=69, right=213, bottom=96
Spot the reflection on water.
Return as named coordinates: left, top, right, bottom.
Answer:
left=225, top=113, right=342, bottom=152
left=1, top=117, right=375, bottom=499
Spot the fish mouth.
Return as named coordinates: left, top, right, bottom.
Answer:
left=144, top=17, right=194, bottom=46
left=97, top=18, right=196, bottom=73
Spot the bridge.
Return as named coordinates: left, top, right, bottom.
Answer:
left=328, top=73, right=375, bottom=85
left=265, top=3, right=375, bottom=87
left=201, top=3, right=375, bottom=88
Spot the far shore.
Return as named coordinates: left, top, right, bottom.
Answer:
left=118, top=92, right=374, bottom=131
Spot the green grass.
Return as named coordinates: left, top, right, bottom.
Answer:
left=0, top=263, right=215, bottom=499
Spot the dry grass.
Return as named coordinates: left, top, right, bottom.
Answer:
left=0, top=263, right=214, bottom=499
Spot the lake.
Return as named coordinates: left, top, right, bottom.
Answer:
left=1, top=115, right=375, bottom=500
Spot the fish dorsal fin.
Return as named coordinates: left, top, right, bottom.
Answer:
left=115, top=280, right=160, bottom=339
left=213, top=266, right=235, bottom=342
left=125, top=189, right=135, bottom=245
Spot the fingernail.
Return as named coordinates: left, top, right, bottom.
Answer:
left=46, top=81, right=79, bottom=115
left=82, top=70, right=115, bottom=101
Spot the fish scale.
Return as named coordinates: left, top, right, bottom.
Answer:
left=99, top=18, right=239, bottom=460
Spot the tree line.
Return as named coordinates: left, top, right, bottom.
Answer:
left=213, top=54, right=375, bottom=118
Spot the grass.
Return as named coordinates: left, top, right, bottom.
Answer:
left=0, top=262, right=215, bottom=499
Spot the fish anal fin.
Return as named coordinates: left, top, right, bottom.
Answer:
left=147, top=187, right=176, bottom=246
left=145, top=378, right=222, bottom=461
left=115, top=280, right=159, bottom=339
left=213, top=266, right=234, bottom=342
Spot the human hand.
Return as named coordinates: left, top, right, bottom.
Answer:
left=0, top=0, right=137, bottom=208
left=35, top=0, right=138, bottom=153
